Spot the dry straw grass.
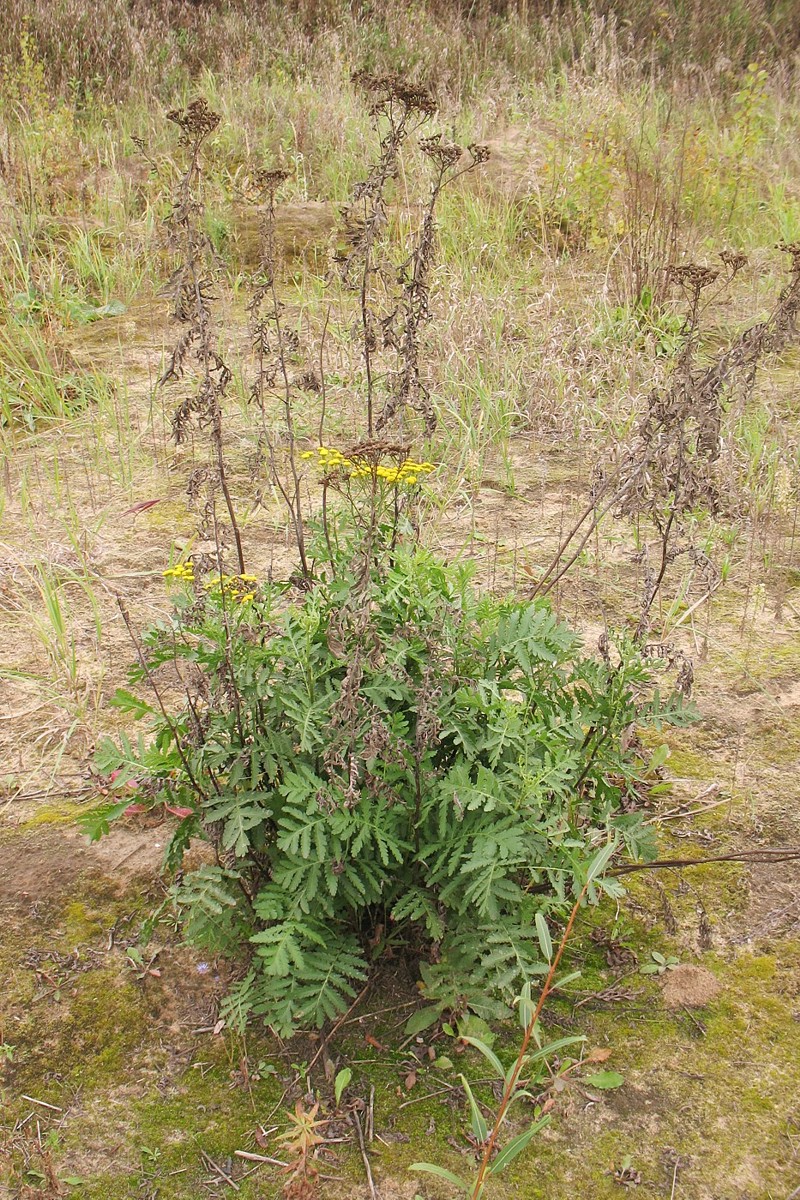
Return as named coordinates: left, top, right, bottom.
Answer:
left=2, top=0, right=800, bottom=103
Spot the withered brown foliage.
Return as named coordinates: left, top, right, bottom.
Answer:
left=158, top=98, right=245, bottom=573
left=533, top=244, right=800, bottom=639
left=337, top=75, right=487, bottom=436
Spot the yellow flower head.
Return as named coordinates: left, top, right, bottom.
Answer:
left=164, top=561, right=195, bottom=582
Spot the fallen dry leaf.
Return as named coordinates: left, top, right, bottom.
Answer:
left=585, top=1047, right=613, bottom=1063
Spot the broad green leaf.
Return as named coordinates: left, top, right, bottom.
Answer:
left=404, top=1006, right=441, bottom=1036
left=585, top=1070, right=625, bottom=1089
left=456, top=1015, right=496, bottom=1048
left=518, top=981, right=535, bottom=1031
left=550, top=970, right=582, bottom=991
left=647, top=743, right=670, bottom=771
left=586, top=837, right=619, bottom=883
left=95, top=299, right=127, bottom=318
left=460, top=1075, right=489, bottom=1143
left=334, top=1067, right=352, bottom=1105
left=535, top=912, right=552, bottom=962
left=527, top=1034, right=586, bottom=1064
left=460, top=1036, right=505, bottom=1080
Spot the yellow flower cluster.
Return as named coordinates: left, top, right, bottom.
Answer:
left=205, top=573, right=259, bottom=604
left=163, top=562, right=195, bottom=582
left=163, top=563, right=258, bottom=605
left=300, top=446, right=435, bottom=487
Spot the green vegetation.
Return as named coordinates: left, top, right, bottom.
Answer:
left=1, top=2, right=799, bottom=1198
left=89, top=517, right=694, bottom=1037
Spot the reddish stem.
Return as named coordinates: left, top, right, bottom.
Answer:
left=470, top=881, right=590, bottom=1198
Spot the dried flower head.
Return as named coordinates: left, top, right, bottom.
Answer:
left=351, top=70, right=436, bottom=116
left=467, top=143, right=491, bottom=166
left=252, top=167, right=292, bottom=198
left=166, top=97, right=221, bottom=145
left=776, top=241, right=800, bottom=272
left=419, top=134, right=462, bottom=171
left=669, top=263, right=720, bottom=291
left=719, top=249, right=748, bottom=275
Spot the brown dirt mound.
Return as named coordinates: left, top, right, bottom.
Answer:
left=661, top=964, right=722, bottom=1009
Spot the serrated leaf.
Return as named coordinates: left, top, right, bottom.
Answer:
left=109, top=688, right=155, bottom=719
left=79, top=799, right=134, bottom=842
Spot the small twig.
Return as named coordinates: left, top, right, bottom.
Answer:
left=611, top=847, right=800, bottom=876
left=680, top=1006, right=706, bottom=1036
left=349, top=1109, right=379, bottom=1200
left=651, top=782, right=720, bottom=822
left=233, top=1150, right=288, bottom=1167
left=398, top=1086, right=453, bottom=1109
left=654, top=795, right=729, bottom=823
left=2, top=785, right=93, bottom=803
left=661, top=578, right=722, bottom=635
left=20, top=1096, right=62, bottom=1112
left=200, top=1148, right=240, bottom=1191
left=340, top=999, right=417, bottom=1027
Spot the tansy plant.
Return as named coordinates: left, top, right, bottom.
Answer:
left=84, top=84, right=697, bottom=1038
left=86, top=453, right=695, bottom=1034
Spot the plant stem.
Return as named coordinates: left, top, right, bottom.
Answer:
left=470, top=881, right=590, bottom=1199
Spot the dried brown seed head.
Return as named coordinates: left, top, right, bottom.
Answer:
left=669, top=263, right=720, bottom=290
left=419, top=134, right=462, bottom=170
left=719, top=249, right=748, bottom=274
left=167, top=97, right=221, bottom=144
